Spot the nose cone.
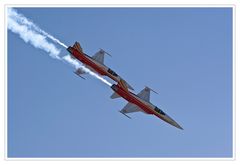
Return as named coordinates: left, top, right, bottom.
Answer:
left=171, top=120, right=184, bottom=130
left=160, top=114, right=183, bottom=130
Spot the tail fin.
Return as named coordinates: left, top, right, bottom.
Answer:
left=117, top=79, right=129, bottom=91
left=73, top=42, right=83, bottom=53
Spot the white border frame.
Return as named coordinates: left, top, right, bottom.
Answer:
left=2, top=2, right=237, bottom=163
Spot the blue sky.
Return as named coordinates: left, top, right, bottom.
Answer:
left=7, top=7, right=232, bottom=158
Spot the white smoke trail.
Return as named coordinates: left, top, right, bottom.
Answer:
left=63, top=55, right=112, bottom=86
left=8, top=8, right=67, bottom=48
left=7, top=9, right=61, bottom=59
left=7, top=7, right=112, bottom=87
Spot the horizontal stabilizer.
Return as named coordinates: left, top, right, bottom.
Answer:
left=110, top=92, right=121, bottom=99
left=118, top=76, right=134, bottom=90
left=126, top=81, right=134, bottom=91
left=117, top=79, right=129, bottom=91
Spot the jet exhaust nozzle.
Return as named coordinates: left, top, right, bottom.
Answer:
left=67, top=47, right=73, bottom=54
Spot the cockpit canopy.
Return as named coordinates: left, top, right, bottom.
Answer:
left=154, top=107, right=165, bottom=115
left=108, top=68, right=118, bottom=77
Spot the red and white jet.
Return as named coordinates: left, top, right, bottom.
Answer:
left=67, top=42, right=134, bottom=90
left=111, top=79, right=183, bottom=130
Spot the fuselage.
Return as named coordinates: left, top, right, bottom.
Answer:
left=111, top=84, right=183, bottom=130
left=67, top=46, right=120, bottom=82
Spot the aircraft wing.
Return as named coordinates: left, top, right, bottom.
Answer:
left=92, top=50, right=105, bottom=64
left=137, top=87, right=151, bottom=102
left=120, top=102, right=143, bottom=114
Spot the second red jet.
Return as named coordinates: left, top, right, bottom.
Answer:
left=111, top=79, right=183, bottom=130
left=67, top=42, right=134, bottom=90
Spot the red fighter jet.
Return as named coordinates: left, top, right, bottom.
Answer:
left=110, top=79, right=183, bottom=130
left=67, top=42, right=134, bottom=90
